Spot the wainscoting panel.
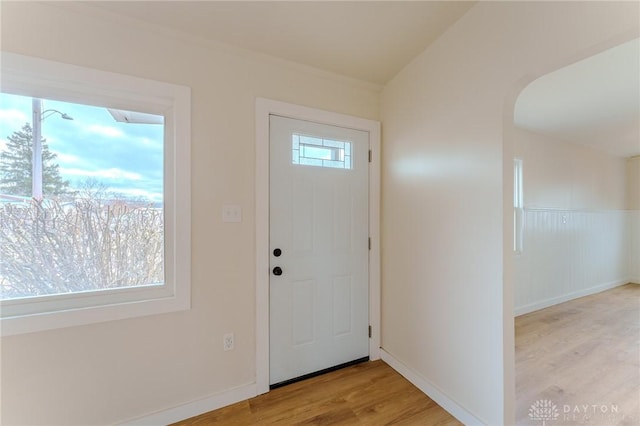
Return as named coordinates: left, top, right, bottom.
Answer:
left=514, top=209, right=637, bottom=315
left=630, top=210, right=640, bottom=283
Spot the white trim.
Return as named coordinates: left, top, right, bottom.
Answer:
left=380, top=349, right=485, bottom=426
left=514, top=279, right=629, bottom=316
left=0, top=53, right=191, bottom=336
left=255, top=98, right=381, bottom=395
left=120, top=384, right=256, bottom=426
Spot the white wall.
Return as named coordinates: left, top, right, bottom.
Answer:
left=380, top=2, right=638, bottom=425
left=513, top=128, right=632, bottom=314
left=630, top=211, right=640, bottom=283
left=0, top=3, right=379, bottom=425
left=514, top=128, right=627, bottom=211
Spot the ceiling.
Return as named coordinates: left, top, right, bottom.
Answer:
left=83, top=2, right=638, bottom=158
left=86, top=1, right=475, bottom=86
left=515, top=38, right=640, bottom=158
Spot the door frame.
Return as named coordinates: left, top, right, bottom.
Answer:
left=255, top=98, right=381, bottom=394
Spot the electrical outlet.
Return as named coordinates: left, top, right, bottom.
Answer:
left=222, top=205, right=242, bottom=223
left=223, top=333, right=234, bottom=351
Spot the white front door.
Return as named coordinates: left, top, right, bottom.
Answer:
left=269, top=115, right=370, bottom=386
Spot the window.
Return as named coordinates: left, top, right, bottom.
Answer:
left=0, top=53, right=191, bottom=335
left=292, top=134, right=352, bottom=169
left=513, top=158, right=523, bottom=253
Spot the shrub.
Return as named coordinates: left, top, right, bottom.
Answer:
left=0, top=197, right=163, bottom=299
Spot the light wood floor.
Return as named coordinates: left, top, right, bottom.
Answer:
left=515, top=283, right=640, bottom=426
left=172, top=360, right=461, bottom=425
left=174, top=284, right=638, bottom=425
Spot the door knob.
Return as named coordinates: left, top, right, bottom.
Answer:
left=273, top=266, right=283, bottom=276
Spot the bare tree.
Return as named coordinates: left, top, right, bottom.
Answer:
left=0, top=190, right=164, bottom=299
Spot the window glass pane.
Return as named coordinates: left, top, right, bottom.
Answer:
left=323, top=139, right=344, bottom=149
left=299, top=135, right=322, bottom=146
left=513, top=158, right=523, bottom=253
left=300, top=157, right=323, bottom=167
left=0, top=93, right=164, bottom=300
left=323, top=160, right=345, bottom=168
left=291, top=134, right=352, bottom=170
left=302, top=145, right=334, bottom=160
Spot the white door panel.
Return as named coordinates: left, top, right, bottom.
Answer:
left=269, top=115, right=369, bottom=385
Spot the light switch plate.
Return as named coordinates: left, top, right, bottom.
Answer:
left=222, top=205, right=242, bottom=222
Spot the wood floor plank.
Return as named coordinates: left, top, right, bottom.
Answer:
left=175, top=284, right=638, bottom=425
left=172, top=361, right=461, bottom=425
left=516, top=284, right=640, bottom=426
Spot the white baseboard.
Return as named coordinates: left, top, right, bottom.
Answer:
left=380, top=349, right=484, bottom=425
left=120, top=383, right=257, bottom=425
left=514, top=279, right=629, bottom=316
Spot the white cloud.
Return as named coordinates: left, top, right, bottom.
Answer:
left=86, top=125, right=124, bottom=138
left=56, top=153, right=81, bottom=164
left=0, top=108, right=29, bottom=126
left=60, top=167, right=142, bottom=181
left=137, top=137, right=154, bottom=146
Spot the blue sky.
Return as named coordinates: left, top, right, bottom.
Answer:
left=0, top=93, right=164, bottom=203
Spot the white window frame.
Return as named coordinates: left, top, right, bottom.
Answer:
left=0, top=52, right=191, bottom=336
